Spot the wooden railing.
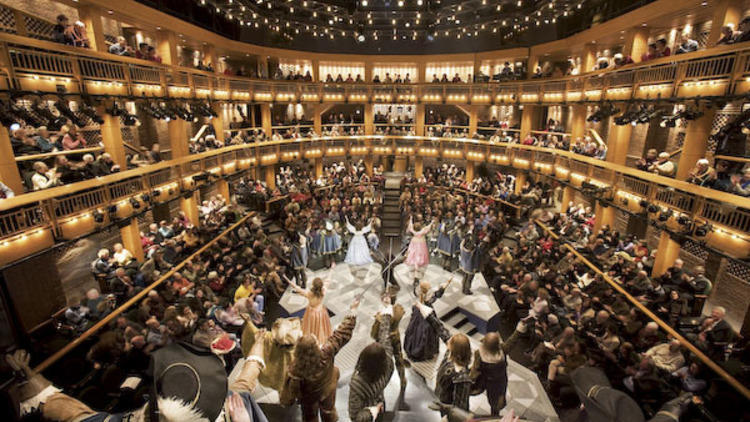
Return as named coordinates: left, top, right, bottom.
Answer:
left=534, top=220, right=750, bottom=401
left=1, top=135, right=746, bottom=265
left=2, top=28, right=750, bottom=104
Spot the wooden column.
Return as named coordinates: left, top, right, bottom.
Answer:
left=468, top=105, right=478, bottom=136
left=465, top=161, right=475, bottom=181
left=77, top=5, right=106, bottom=53
left=677, top=109, right=716, bottom=180
left=313, top=104, right=323, bottom=134
left=312, top=59, right=320, bottom=82
left=0, top=126, right=24, bottom=195
left=364, top=59, right=373, bottom=83
left=314, top=158, right=323, bottom=178
left=652, top=231, right=681, bottom=277
left=260, top=104, right=272, bottom=137
left=417, top=61, right=427, bottom=83
left=211, top=103, right=225, bottom=142
left=707, top=0, right=744, bottom=46
left=414, top=156, right=423, bottom=178
left=527, top=55, right=539, bottom=79
left=593, top=201, right=616, bottom=234
left=606, top=122, right=632, bottom=166
left=258, top=56, right=269, bottom=78
left=570, top=104, right=587, bottom=146
left=364, top=103, right=374, bottom=135
left=156, top=29, right=179, bottom=66
left=216, top=179, right=230, bottom=202
left=623, top=27, right=649, bottom=63
left=264, top=165, right=276, bottom=189
left=514, top=170, right=526, bottom=195
left=364, top=155, right=374, bottom=177
left=203, top=43, right=219, bottom=73
left=99, top=107, right=127, bottom=169
left=415, top=104, right=425, bottom=136
left=560, top=185, right=575, bottom=211
left=180, top=191, right=200, bottom=227
left=119, top=218, right=145, bottom=263
left=520, top=105, right=538, bottom=139
left=168, top=120, right=190, bottom=158
left=582, top=43, right=597, bottom=74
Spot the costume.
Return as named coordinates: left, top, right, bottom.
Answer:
left=436, top=219, right=455, bottom=256
left=403, top=285, right=445, bottom=361
left=350, top=313, right=394, bottom=422
left=459, top=238, right=479, bottom=294
left=241, top=317, right=302, bottom=391
left=321, top=221, right=342, bottom=255
left=405, top=219, right=433, bottom=269
left=344, top=220, right=374, bottom=266
left=280, top=314, right=357, bottom=422
left=301, top=291, right=333, bottom=344
left=291, top=233, right=309, bottom=287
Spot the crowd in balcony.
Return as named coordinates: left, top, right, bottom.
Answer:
left=686, top=158, right=750, bottom=197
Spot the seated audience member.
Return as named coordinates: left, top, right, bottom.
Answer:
left=716, top=25, right=740, bottom=45
left=675, top=33, right=700, bottom=54
left=641, top=43, right=658, bottom=61
left=648, top=152, right=675, bottom=177
left=693, top=306, right=734, bottom=359
left=0, top=181, right=14, bottom=199
left=93, top=153, right=119, bottom=176
left=135, top=42, right=150, bottom=60
left=52, top=14, right=73, bottom=45
left=735, top=16, right=750, bottom=43
left=644, top=340, right=685, bottom=373
left=33, top=127, right=56, bottom=153
left=62, top=126, right=87, bottom=150
left=730, top=167, right=750, bottom=196
left=613, top=53, right=634, bottom=68
left=686, top=158, right=715, bottom=187
left=636, top=148, right=658, bottom=171
left=656, top=38, right=671, bottom=57
left=31, top=161, right=59, bottom=190
left=109, top=36, right=134, bottom=56
left=68, top=20, right=90, bottom=48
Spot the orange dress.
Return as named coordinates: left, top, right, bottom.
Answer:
left=301, top=292, right=332, bottom=344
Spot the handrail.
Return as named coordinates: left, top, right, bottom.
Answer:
left=714, top=155, right=750, bottom=164
left=33, top=211, right=256, bottom=374
left=121, top=141, right=141, bottom=155
left=534, top=219, right=750, bottom=401
left=14, top=147, right=105, bottom=162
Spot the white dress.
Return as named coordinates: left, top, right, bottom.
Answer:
left=344, top=222, right=374, bottom=266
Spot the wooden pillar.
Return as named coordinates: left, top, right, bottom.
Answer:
left=582, top=43, right=597, bottom=74
left=156, top=29, right=179, bottom=66
left=520, top=105, right=538, bottom=139
left=168, top=120, right=189, bottom=158
left=606, top=122, right=632, bottom=166
left=258, top=56, right=269, bottom=79
left=364, top=103, right=374, bottom=135
left=465, top=161, right=475, bottom=181
left=677, top=109, right=716, bottom=180
left=313, top=104, right=323, bottom=134
left=527, top=55, right=539, bottom=79
left=119, top=218, right=145, bottom=263
left=468, top=105, right=478, bottom=136
left=514, top=170, right=526, bottom=195
left=560, top=185, right=575, bottom=211
left=211, top=103, right=225, bottom=142
left=417, top=61, right=427, bottom=83
left=265, top=165, right=276, bottom=189
left=570, top=104, right=587, bottom=146
left=593, top=201, right=616, bottom=234
left=364, top=59, right=373, bottom=83
left=260, top=104, right=272, bottom=137
left=0, top=126, right=24, bottom=194
left=623, top=27, right=649, bottom=63
left=203, top=43, right=219, bottom=73
left=314, top=158, right=323, bottom=178
left=77, top=5, right=106, bottom=53
left=364, top=155, right=374, bottom=177
left=180, top=191, right=200, bottom=227
left=415, top=104, right=425, bottom=136
left=652, top=231, right=681, bottom=277
left=216, top=179, right=230, bottom=202
left=312, top=59, right=320, bottom=82
left=707, top=0, right=744, bottom=46
left=414, top=156, right=423, bottom=178
left=99, top=107, right=127, bottom=169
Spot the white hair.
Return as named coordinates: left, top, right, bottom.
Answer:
left=157, top=396, right=209, bottom=422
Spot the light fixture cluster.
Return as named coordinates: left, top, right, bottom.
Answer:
left=196, top=0, right=586, bottom=43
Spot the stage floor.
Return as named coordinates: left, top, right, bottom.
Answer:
left=232, top=262, right=559, bottom=422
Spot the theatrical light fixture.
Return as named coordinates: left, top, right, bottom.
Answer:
left=93, top=210, right=105, bottom=223
left=657, top=209, right=673, bottom=222
left=79, top=100, right=104, bottom=125
left=694, top=222, right=711, bottom=237
left=586, top=104, right=619, bottom=123
left=32, top=102, right=67, bottom=131
left=647, top=204, right=660, bottom=214
left=129, top=197, right=141, bottom=209
left=54, top=100, right=88, bottom=128
left=140, top=193, right=151, bottom=203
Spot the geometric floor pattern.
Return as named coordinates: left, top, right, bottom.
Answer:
left=230, top=261, right=559, bottom=421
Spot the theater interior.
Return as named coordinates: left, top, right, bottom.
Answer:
left=0, top=0, right=748, bottom=421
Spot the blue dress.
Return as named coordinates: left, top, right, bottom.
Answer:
left=436, top=220, right=454, bottom=256
left=309, top=229, right=322, bottom=255
left=344, top=222, right=374, bottom=266
left=321, top=222, right=342, bottom=255
left=291, top=243, right=308, bottom=270
left=459, top=241, right=477, bottom=274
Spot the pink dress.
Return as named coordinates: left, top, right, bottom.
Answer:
left=301, top=293, right=332, bottom=344
left=405, top=222, right=432, bottom=268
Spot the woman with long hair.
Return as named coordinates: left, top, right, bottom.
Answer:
left=280, top=299, right=360, bottom=422
left=288, top=273, right=333, bottom=344
left=405, top=216, right=435, bottom=285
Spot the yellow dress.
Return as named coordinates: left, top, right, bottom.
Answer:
left=301, top=292, right=332, bottom=344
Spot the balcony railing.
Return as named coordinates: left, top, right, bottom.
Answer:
left=0, top=135, right=747, bottom=267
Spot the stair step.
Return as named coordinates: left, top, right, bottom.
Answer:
left=454, top=317, right=471, bottom=330
left=445, top=313, right=466, bottom=327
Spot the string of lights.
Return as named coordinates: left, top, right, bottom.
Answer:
left=194, top=0, right=587, bottom=42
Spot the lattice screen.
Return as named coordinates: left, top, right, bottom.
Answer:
left=704, top=258, right=750, bottom=331
left=24, top=15, right=55, bottom=41
left=694, top=21, right=712, bottom=49
left=614, top=209, right=629, bottom=234
left=0, top=5, right=16, bottom=34
left=678, top=239, right=708, bottom=272
left=645, top=225, right=661, bottom=251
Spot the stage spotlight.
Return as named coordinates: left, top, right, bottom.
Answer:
left=129, top=197, right=141, bottom=209
left=647, top=204, right=659, bottom=214
left=152, top=189, right=161, bottom=197
left=694, top=222, right=711, bottom=237
left=639, top=199, right=649, bottom=208
left=93, top=210, right=105, bottom=223
left=141, top=193, right=151, bottom=202
left=677, top=215, right=691, bottom=226
left=54, top=100, right=87, bottom=127
left=658, top=209, right=672, bottom=222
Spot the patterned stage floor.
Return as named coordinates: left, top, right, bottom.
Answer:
left=231, top=262, right=559, bottom=422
